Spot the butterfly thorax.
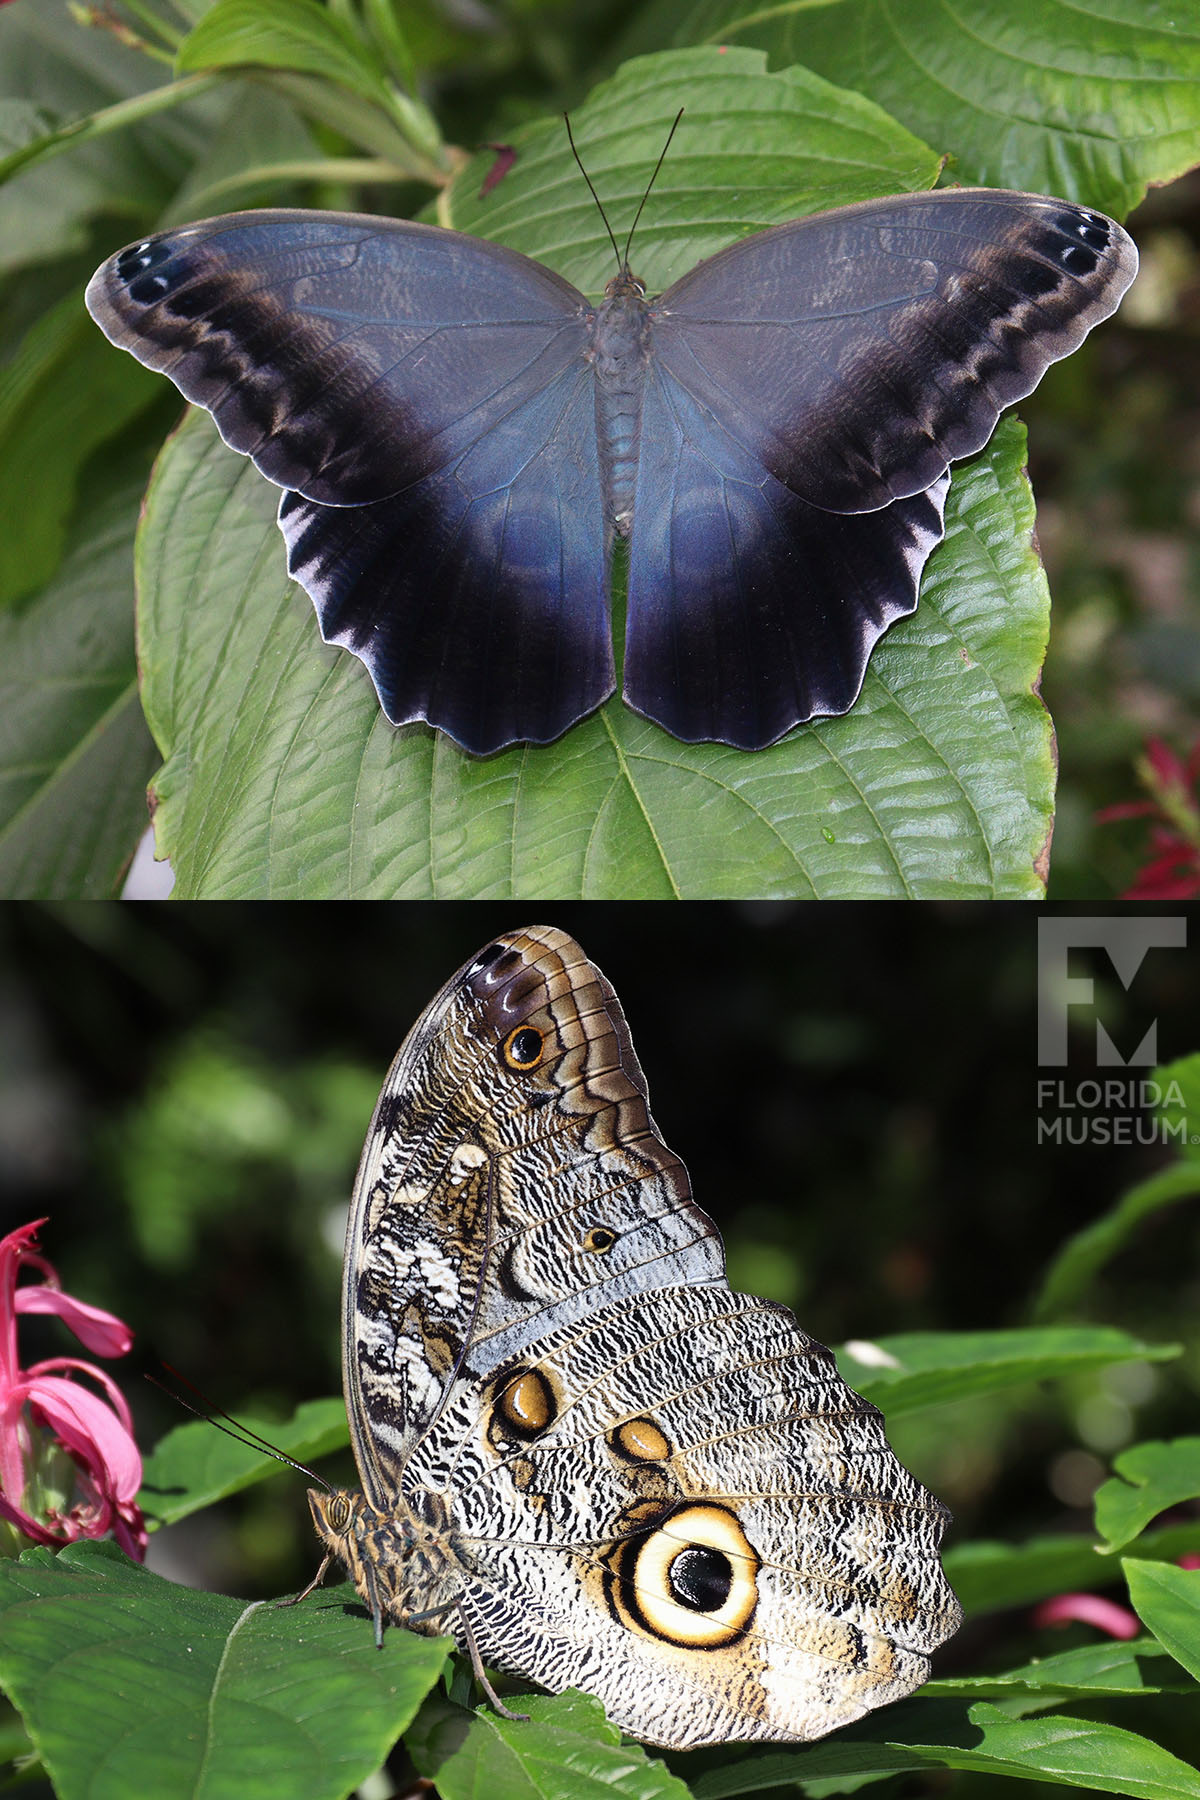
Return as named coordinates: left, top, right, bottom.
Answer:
left=589, top=270, right=652, bottom=538
left=308, top=1484, right=466, bottom=1638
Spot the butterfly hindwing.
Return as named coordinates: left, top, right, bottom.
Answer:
left=277, top=359, right=613, bottom=752
left=623, top=355, right=950, bottom=745
left=329, top=925, right=962, bottom=1747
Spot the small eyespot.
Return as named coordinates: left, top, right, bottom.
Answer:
left=612, top=1416, right=671, bottom=1462
left=468, top=942, right=508, bottom=975
left=490, top=1366, right=558, bottom=1442
left=503, top=1025, right=544, bottom=1070
left=583, top=1225, right=616, bottom=1253
left=129, top=272, right=171, bottom=303
left=116, top=239, right=169, bottom=281
left=1077, top=217, right=1111, bottom=249
left=1061, top=243, right=1099, bottom=276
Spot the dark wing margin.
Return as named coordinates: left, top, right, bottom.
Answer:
left=85, top=209, right=611, bottom=752
left=651, top=189, right=1138, bottom=516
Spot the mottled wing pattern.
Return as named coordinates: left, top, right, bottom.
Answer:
left=341, top=926, right=724, bottom=1511
left=624, top=189, right=1135, bottom=746
left=333, top=925, right=961, bottom=1748
left=84, top=212, right=612, bottom=752
left=409, top=1284, right=959, bottom=1746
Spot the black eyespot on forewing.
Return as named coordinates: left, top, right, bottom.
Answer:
left=116, top=239, right=171, bottom=283
left=1061, top=242, right=1100, bottom=277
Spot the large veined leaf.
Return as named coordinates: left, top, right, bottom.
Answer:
left=945, top=1524, right=1200, bottom=1618
left=408, top=1690, right=693, bottom=1800
left=839, top=1327, right=1179, bottom=1417
left=612, top=0, right=1200, bottom=216
left=689, top=1703, right=1200, bottom=1800
left=0, top=1540, right=452, bottom=1800
left=132, top=47, right=1059, bottom=898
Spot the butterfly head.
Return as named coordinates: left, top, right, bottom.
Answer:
left=604, top=265, right=647, bottom=301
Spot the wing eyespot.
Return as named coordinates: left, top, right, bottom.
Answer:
left=611, top=1416, right=671, bottom=1462
left=489, top=1366, right=558, bottom=1444
left=502, top=1025, right=545, bottom=1071
left=603, top=1502, right=759, bottom=1649
left=582, top=1224, right=616, bottom=1253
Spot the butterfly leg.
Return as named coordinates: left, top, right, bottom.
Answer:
left=277, top=1552, right=333, bottom=1609
left=456, top=1607, right=529, bottom=1723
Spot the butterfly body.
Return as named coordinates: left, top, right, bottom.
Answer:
left=307, top=925, right=962, bottom=1748
left=87, top=189, right=1136, bottom=753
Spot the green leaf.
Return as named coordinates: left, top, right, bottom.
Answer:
left=0, top=293, right=164, bottom=608
left=839, top=1327, right=1178, bottom=1416
left=132, top=46, right=1061, bottom=898
left=1033, top=1055, right=1200, bottom=1319
left=0, top=1539, right=452, bottom=1800
left=138, top=1397, right=348, bottom=1527
left=1157, top=1052, right=1200, bottom=1161
left=1095, top=1439, right=1200, bottom=1553
left=691, top=1702, right=1200, bottom=1799
left=617, top=0, right=1200, bottom=217
left=408, top=1690, right=693, bottom=1800
left=922, top=1637, right=1177, bottom=1706
left=0, top=450, right=159, bottom=899
left=0, top=0, right=209, bottom=264
left=1124, top=1559, right=1200, bottom=1684
left=176, top=0, right=393, bottom=110
left=944, top=1524, right=1200, bottom=1617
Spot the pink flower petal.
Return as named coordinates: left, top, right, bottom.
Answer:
left=28, top=1357, right=134, bottom=1436
left=16, top=1288, right=133, bottom=1358
left=26, top=1375, right=142, bottom=1501
left=1032, top=1593, right=1140, bottom=1638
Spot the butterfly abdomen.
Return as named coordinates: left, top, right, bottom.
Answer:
left=589, top=290, right=653, bottom=537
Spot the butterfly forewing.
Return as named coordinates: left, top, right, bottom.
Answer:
left=328, top=925, right=962, bottom=1748
left=340, top=924, right=722, bottom=1501
left=650, top=190, right=1138, bottom=513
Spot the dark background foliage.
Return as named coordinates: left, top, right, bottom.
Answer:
left=2, top=901, right=1197, bottom=1655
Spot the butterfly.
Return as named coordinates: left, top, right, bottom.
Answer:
left=85, top=177, right=1136, bottom=757
left=299, top=924, right=961, bottom=1747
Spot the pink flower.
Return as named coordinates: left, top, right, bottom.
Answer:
left=0, top=1220, right=145, bottom=1560
left=1032, top=1592, right=1140, bottom=1638
left=1096, top=736, right=1200, bottom=899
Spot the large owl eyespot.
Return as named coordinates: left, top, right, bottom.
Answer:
left=502, top=1025, right=544, bottom=1071
left=604, top=1503, right=759, bottom=1648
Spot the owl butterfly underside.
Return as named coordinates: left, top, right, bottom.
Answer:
left=307, top=926, right=961, bottom=1748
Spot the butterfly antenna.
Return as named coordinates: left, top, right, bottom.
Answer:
left=564, top=112, right=623, bottom=273
left=621, top=107, right=684, bottom=269
left=147, top=1364, right=334, bottom=1492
